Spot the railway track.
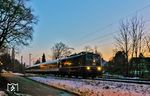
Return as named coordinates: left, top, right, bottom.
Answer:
left=35, top=74, right=150, bottom=85
left=95, top=78, right=150, bottom=85
left=25, top=73, right=150, bottom=85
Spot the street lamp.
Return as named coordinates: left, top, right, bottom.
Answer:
left=0, top=61, right=3, bottom=72
left=0, top=61, right=3, bottom=66
left=29, top=53, right=32, bottom=67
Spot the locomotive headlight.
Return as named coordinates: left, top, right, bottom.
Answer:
left=86, top=66, right=91, bottom=70
left=97, top=66, right=102, bottom=71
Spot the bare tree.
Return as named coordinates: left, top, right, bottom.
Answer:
left=0, top=0, right=37, bottom=49
left=129, top=16, right=145, bottom=58
left=145, top=35, right=150, bottom=53
left=115, top=16, right=145, bottom=59
left=115, top=20, right=130, bottom=63
left=52, top=42, right=74, bottom=59
left=115, top=20, right=131, bottom=76
left=84, top=45, right=93, bottom=52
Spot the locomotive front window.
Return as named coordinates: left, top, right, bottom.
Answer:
left=85, top=54, right=93, bottom=65
left=86, top=55, right=93, bottom=60
left=85, top=54, right=101, bottom=66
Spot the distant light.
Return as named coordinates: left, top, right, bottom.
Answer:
left=0, top=61, right=3, bottom=65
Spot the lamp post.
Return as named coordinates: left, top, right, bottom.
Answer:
left=29, top=53, right=32, bottom=67
left=12, top=47, right=15, bottom=72
left=0, top=61, right=3, bottom=71
left=21, top=56, right=23, bottom=64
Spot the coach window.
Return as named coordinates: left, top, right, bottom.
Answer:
left=64, top=60, right=72, bottom=66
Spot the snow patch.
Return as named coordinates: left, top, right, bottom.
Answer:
left=12, top=73, right=24, bottom=76
left=29, top=76, right=150, bottom=96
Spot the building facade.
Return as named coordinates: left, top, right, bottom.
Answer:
left=129, top=57, right=150, bottom=79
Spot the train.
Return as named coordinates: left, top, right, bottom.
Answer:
left=25, top=51, right=103, bottom=78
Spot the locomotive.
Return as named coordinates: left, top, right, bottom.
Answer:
left=25, top=51, right=103, bottom=78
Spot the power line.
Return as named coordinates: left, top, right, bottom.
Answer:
left=74, top=19, right=150, bottom=47
left=74, top=19, right=150, bottom=48
left=76, top=30, right=117, bottom=46
left=73, top=3, right=150, bottom=48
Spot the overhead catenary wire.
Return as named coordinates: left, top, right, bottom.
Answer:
left=73, top=3, right=150, bottom=49
left=75, top=19, right=150, bottom=48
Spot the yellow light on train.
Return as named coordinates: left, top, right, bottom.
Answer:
left=97, top=66, right=102, bottom=71
left=86, top=66, right=91, bottom=70
left=64, top=61, right=72, bottom=65
left=40, top=64, right=45, bottom=69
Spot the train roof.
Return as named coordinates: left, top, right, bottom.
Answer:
left=61, top=51, right=97, bottom=60
left=27, top=51, right=98, bottom=69
left=60, top=53, right=83, bottom=61
left=26, top=59, right=59, bottom=69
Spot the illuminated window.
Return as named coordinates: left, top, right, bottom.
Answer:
left=64, top=61, right=72, bottom=66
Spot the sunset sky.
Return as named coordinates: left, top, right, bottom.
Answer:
left=18, top=0, right=150, bottom=65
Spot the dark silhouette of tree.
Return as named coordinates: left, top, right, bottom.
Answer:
left=42, top=53, right=46, bottom=62
left=0, top=53, right=25, bottom=73
left=52, top=42, right=74, bottom=59
left=113, top=51, right=127, bottom=75
left=105, top=59, right=114, bottom=74
left=0, top=53, right=12, bottom=71
left=113, top=51, right=126, bottom=75
left=139, top=53, right=144, bottom=58
left=105, top=51, right=127, bottom=76
left=145, top=35, right=150, bottom=53
left=0, top=0, right=37, bottom=49
left=35, top=59, right=40, bottom=64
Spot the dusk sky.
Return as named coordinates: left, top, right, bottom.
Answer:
left=18, top=0, right=150, bottom=65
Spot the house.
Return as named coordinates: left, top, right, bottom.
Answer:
left=129, top=57, right=150, bottom=78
